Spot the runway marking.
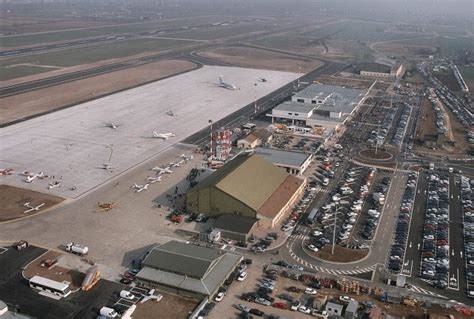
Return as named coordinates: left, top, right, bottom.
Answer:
left=0, top=247, right=7, bottom=255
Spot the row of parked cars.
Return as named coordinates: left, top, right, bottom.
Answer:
left=280, top=184, right=319, bottom=234
left=419, top=173, right=450, bottom=289
left=460, top=175, right=474, bottom=298
left=391, top=103, right=411, bottom=146
left=387, top=172, right=417, bottom=273
left=367, top=108, right=397, bottom=146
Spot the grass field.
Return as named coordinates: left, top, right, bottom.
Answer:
left=0, top=65, right=56, bottom=81
left=460, top=66, right=474, bottom=91
left=382, top=36, right=474, bottom=56
left=0, top=16, right=225, bottom=47
left=0, top=38, right=192, bottom=70
left=167, top=23, right=271, bottom=40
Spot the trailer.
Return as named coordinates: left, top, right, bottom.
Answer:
left=65, top=242, right=88, bottom=256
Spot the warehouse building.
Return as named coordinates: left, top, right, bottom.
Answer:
left=267, top=84, right=366, bottom=131
left=186, top=153, right=305, bottom=228
left=237, top=128, right=273, bottom=149
left=254, top=147, right=312, bottom=175
left=356, top=62, right=405, bottom=79
left=135, top=241, right=242, bottom=300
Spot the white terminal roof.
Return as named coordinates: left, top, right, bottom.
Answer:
left=254, top=147, right=311, bottom=168
left=0, top=66, right=298, bottom=198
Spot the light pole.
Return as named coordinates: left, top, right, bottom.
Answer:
left=332, top=200, right=340, bottom=255
left=208, top=119, right=213, bottom=161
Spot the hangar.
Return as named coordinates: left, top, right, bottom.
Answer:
left=186, top=153, right=305, bottom=228
left=135, top=241, right=241, bottom=300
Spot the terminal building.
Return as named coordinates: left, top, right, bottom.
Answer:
left=186, top=153, right=305, bottom=228
left=267, top=84, right=366, bottom=131
left=135, top=241, right=241, bottom=300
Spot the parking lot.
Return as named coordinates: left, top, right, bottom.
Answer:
left=0, top=245, right=123, bottom=318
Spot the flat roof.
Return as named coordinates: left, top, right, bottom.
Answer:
left=273, top=101, right=315, bottom=114
left=254, top=147, right=311, bottom=168
left=357, top=62, right=391, bottom=74
left=214, top=214, right=257, bottom=234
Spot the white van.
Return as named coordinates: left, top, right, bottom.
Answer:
left=322, top=178, right=329, bottom=186
left=100, top=307, right=118, bottom=318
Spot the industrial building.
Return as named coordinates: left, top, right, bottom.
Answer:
left=356, top=62, right=405, bottom=79
left=254, top=147, right=312, bottom=175
left=135, top=241, right=242, bottom=300
left=267, top=84, right=366, bottom=131
left=186, top=153, right=305, bottom=228
left=237, top=128, right=273, bottom=149
left=214, top=214, right=258, bottom=242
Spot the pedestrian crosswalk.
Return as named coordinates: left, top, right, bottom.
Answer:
left=287, top=248, right=376, bottom=275
left=408, top=285, right=447, bottom=298
left=310, top=186, right=330, bottom=194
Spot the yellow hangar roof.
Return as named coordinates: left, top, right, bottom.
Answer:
left=193, top=153, right=289, bottom=211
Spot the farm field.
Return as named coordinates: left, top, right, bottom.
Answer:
left=198, top=46, right=322, bottom=72
left=0, top=38, right=193, bottom=71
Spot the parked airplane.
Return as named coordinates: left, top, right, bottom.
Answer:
left=151, top=166, right=173, bottom=175
left=132, top=183, right=149, bottom=193
left=171, top=160, right=184, bottom=168
left=180, top=154, right=194, bottom=161
left=97, top=202, right=116, bottom=212
left=22, top=171, right=46, bottom=183
left=139, top=289, right=163, bottom=304
left=259, top=77, right=267, bottom=82
left=166, top=110, right=176, bottom=117
left=23, top=202, right=45, bottom=214
left=48, top=181, right=61, bottom=189
left=82, top=265, right=100, bottom=291
left=97, top=163, right=116, bottom=171
left=0, top=168, right=14, bottom=176
left=153, top=132, right=175, bottom=139
left=104, top=122, right=121, bottom=129
left=146, top=176, right=162, bottom=184
left=218, top=75, right=237, bottom=90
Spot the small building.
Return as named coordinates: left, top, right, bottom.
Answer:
left=325, top=301, right=344, bottom=317
left=237, top=128, right=273, bottom=149
left=254, top=147, right=313, bottom=175
left=313, top=294, right=328, bottom=310
left=214, top=214, right=258, bottom=242
left=135, top=241, right=242, bottom=300
left=186, top=153, right=305, bottom=228
left=344, top=299, right=359, bottom=319
left=356, top=62, right=405, bottom=79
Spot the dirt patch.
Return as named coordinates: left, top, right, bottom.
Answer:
left=198, top=46, right=323, bottom=72
left=0, top=185, right=63, bottom=222
left=314, top=245, right=368, bottom=263
left=374, top=42, right=437, bottom=57
left=359, top=148, right=392, bottom=160
left=416, top=97, right=438, bottom=139
left=0, top=59, right=197, bottom=126
left=316, top=75, right=378, bottom=90
left=133, top=292, right=198, bottom=319
left=23, top=250, right=84, bottom=289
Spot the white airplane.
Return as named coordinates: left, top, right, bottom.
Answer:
left=139, top=289, right=163, bottom=304
left=171, top=160, right=184, bottom=168
left=180, top=154, right=194, bottom=161
left=22, top=171, right=46, bottom=183
left=152, top=132, right=175, bottom=139
left=218, top=75, right=237, bottom=90
left=23, top=202, right=45, bottom=214
left=48, top=181, right=61, bottom=189
left=104, top=122, right=121, bottom=129
left=97, top=163, right=116, bottom=171
left=0, top=168, right=14, bottom=176
left=166, top=110, right=176, bottom=117
left=151, top=166, right=173, bottom=175
left=146, top=176, right=162, bottom=184
left=132, top=183, right=150, bottom=193
left=258, top=77, right=267, bottom=82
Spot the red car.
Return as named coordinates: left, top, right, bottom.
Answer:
left=272, top=302, right=288, bottom=310
left=123, top=271, right=136, bottom=280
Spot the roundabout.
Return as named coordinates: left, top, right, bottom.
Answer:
left=358, top=148, right=393, bottom=161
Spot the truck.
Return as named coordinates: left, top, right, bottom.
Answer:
left=13, top=240, right=29, bottom=251
left=65, top=242, right=88, bottom=256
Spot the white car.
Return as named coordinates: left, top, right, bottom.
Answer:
left=307, top=244, right=319, bottom=252
left=346, top=178, right=355, bottom=183
left=298, top=305, right=311, bottom=314
left=214, top=292, right=225, bottom=302
left=312, top=230, right=323, bottom=236
left=305, top=288, right=317, bottom=295
left=237, top=271, right=248, bottom=282
left=339, top=295, right=351, bottom=302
